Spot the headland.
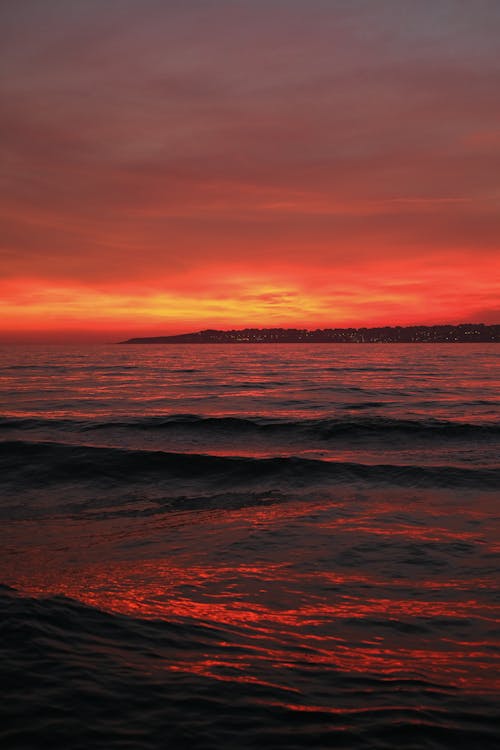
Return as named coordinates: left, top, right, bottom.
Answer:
left=120, top=324, right=499, bottom=344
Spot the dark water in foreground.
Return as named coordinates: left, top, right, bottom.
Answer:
left=1, top=344, right=499, bottom=749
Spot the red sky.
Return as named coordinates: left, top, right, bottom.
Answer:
left=1, top=0, right=499, bottom=342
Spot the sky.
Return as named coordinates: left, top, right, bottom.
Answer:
left=1, top=0, right=499, bottom=342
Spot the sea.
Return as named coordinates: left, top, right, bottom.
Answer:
left=1, top=343, right=499, bottom=750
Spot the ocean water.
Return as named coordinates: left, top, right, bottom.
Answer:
left=1, top=343, right=499, bottom=749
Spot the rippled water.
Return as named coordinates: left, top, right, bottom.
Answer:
left=1, top=344, right=499, bottom=749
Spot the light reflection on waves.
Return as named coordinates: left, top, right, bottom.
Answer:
left=3, top=588, right=499, bottom=750
left=4, top=479, right=498, bottom=705
left=8, top=556, right=500, bottom=694
left=1, top=582, right=497, bottom=697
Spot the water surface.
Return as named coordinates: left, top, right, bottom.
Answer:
left=1, top=344, right=499, bottom=749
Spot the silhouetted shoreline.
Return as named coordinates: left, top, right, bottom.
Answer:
left=120, top=324, right=499, bottom=344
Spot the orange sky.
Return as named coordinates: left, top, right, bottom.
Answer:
left=1, top=1, right=499, bottom=342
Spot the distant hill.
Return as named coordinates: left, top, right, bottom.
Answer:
left=119, top=324, right=499, bottom=344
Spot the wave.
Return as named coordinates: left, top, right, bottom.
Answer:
left=1, top=440, right=498, bottom=490
left=1, top=414, right=499, bottom=440
left=1, top=586, right=498, bottom=750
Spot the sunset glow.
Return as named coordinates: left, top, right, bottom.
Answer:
left=1, top=1, right=500, bottom=341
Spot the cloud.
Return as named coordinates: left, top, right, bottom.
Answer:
left=1, top=0, right=499, bottom=334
